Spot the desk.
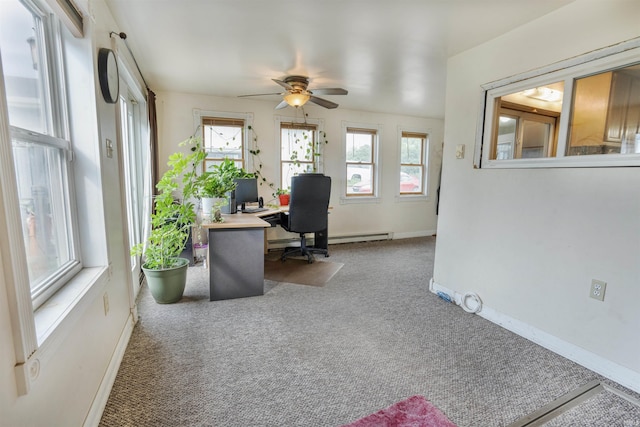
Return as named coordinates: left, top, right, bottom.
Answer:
left=200, top=206, right=328, bottom=301
left=202, top=214, right=270, bottom=301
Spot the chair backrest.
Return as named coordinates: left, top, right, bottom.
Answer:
left=287, top=174, right=331, bottom=233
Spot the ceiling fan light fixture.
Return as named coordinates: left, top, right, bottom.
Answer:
left=283, top=92, right=310, bottom=107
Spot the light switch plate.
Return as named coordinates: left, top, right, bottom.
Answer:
left=455, top=144, right=465, bottom=159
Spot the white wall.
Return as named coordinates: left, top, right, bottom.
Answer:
left=0, top=0, right=137, bottom=424
left=434, top=0, right=640, bottom=391
left=156, top=91, right=444, bottom=240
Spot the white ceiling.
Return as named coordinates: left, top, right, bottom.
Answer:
left=104, top=0, right=573, bottom=118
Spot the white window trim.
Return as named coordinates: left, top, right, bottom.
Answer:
left=396, top=125, right=430, bottom=202
left=476, top=37, right=640, bottom=169
left=193, top=109, right=254, bottom=170
left=0, top=3, right=110, bottom=395
left=274, top=115, right=325, bottom=187
left=1, top=69, right=111, bottom=397
left=340, top=121, right=382, bottom=205
left=117, top=55, right=150, bottom=303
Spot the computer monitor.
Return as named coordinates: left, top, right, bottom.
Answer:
left=234, top=178, right=259, bottom=211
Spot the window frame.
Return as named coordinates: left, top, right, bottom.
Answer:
left=341, top=121, right=381, bottom=204
left=399, top=129, right=429, bottom=197
left=345, top=126, right=377, bottom=197
left=476, top=38, right=640, bottom=169
left=193, top=110, right=254, bottom=173
left=201, top=117, right=245, bottom=172
left=2, top=0, right=82, bottom=309
left=1, top=0, right=112, bottom=396
left=275, top=116, right=325, bottom=191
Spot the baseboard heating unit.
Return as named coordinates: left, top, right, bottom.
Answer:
left=267, top=232, right=393, bottom=249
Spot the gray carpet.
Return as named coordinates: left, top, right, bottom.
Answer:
left=99, top=237, right=640, bottom=427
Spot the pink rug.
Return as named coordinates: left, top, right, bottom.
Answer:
left=341, top=395, right=457, bottom=427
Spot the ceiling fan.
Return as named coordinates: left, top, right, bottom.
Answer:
left=238, top=75, right=348, bottom=109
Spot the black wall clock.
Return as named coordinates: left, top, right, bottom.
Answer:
left=98, top=48, right=119, bottom=104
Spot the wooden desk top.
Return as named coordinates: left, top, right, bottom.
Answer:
left=254, top=206, right=286, bottom=217
left=202, top=213, right=271, bottom=229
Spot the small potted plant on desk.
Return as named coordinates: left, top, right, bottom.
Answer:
left=198, top=172, right=236, bottom=222
left=200, top=158, right=255, bottom=219
left=131, top=136, right=204, bottom=304
left=274, top=188, right=290, bottom=206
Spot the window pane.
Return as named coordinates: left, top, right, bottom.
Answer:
left=491, top=82, right=563, bottom=160
left=13, top=140, right=72, bottom=294
left=0, top=0, right=49, bottom=134
left=280, top=124, right=316, bottom=189
left=346, top=132, right=373, bottom=162
left=568, top=65, right=640, bottom=156
left=497, top=116, right=517, bottom=159
left=401, top=136, right=422, bottom=164
left=204, top=159, right=242, bottom=173
left=281, top=162, right=313, bottom=190
left=521, top=120, right=552, bottom=158
left=400, top=167, right=422, bottom=194
left=203, top=124, right=243, bottom=160
left=347, top=164, right=373, bottom=195
left=281, top=127, right=315, bottom=162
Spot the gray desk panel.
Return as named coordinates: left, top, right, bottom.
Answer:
left=209, top=227, right=264, bottom=301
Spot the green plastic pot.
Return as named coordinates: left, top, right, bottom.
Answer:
left=142, top=257, right=189, bottom=304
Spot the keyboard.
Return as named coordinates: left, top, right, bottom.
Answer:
left=242, top=207, right=268, bottom=213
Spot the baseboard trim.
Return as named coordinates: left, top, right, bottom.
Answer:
left=83, top=312, right=136, bottom=427
left=429, top=279, right=640, bottom=394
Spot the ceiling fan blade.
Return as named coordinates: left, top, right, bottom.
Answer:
left=310, top=88, right=348, bottom=96
left=275, top=100, right=289, bottom=110
left=238, top=92, right=283, bottom=98
left=272, top=79, right=294, bottom=91
left=309, top=96, right=338, bottom=109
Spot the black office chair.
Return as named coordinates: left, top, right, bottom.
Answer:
left=280, top=173, right=331, bottom=263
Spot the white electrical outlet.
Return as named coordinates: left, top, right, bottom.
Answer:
left=590, top=279, right=606, bottom=301
left=455, top=144, right=465, bottom=159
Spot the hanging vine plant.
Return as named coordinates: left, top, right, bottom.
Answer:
left=247, top=120, right=329, bottom=201
left=247, top=125, right=277, bottom=196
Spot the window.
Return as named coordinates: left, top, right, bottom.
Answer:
left=491, top=86, right=562, bottom=160
left=479, top=39, right=640, bottom=168
left=400, top=131, right=427, bottom=195
left=202, top=117, right=245, bottom=172
left=280, top=122, right=318, bottom=190
left=568, top=69, right=640, bottom=155
left=346, top=127, right=377, bottom=196
left=119, top=75, right=151, bottom=300
left=0, top=0, right=81, bottom=308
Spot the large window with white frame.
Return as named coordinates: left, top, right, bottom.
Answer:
left=119, top=75, right=151, bottom=300
left=479, top=39, right=640, bottom=168
left=345, top=127, right=377, bottom=196
left=280, top=122, right=318, bottom=190
left=0, top=0, right=81, bottom=309
left=399, top=131, right=427, bottom=195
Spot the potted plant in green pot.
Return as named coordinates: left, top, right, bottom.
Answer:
left=131, top=136, right=205, bottom=304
